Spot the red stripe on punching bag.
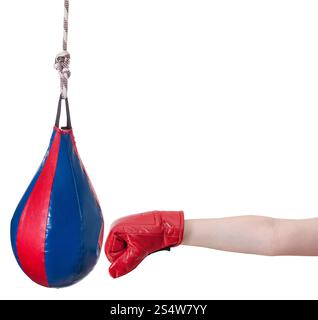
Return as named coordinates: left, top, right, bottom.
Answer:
left=16, top=132, right=61, bottom=286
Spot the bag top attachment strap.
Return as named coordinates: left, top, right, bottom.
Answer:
left=55, top=94, right=72, bottom=129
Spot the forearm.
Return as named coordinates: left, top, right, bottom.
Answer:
left=182, top=216, right=318, bottom=256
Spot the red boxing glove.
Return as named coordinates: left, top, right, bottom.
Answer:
left=105, top=211, right=184, bottom=278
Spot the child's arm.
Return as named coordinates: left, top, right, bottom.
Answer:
left=182, top=216, right=318, bottom=256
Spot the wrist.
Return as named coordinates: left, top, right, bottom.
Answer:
left=181, top=219, right=191, bottom=245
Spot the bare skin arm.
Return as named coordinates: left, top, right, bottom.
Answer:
left=182, top=216, right=318, bottom=256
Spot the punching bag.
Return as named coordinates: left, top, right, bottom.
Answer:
left=10, top=97, right=104, bottom=288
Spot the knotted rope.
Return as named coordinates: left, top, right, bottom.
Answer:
left=54, top=0, right=71, bottom=99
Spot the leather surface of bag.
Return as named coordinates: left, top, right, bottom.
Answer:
left=11, top=98, right=104, bottom=288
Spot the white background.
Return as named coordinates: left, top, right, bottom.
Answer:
left=1, top=0, right=318, bottom=300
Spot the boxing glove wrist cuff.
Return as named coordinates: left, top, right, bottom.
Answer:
left=157, top=210, right=184, bottom=247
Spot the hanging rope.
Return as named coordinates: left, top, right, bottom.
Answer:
left=54, top=0, right=71, bottom=99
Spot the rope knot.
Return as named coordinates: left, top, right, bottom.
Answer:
left=54, top=51, right=71, bottom=98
